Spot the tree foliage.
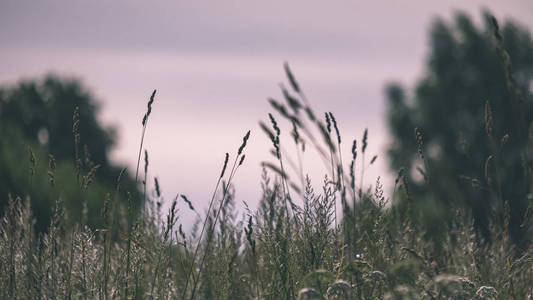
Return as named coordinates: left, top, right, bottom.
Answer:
left=386, top=11, right=533, bottom=249
left=0, top=74, right=140, bottom=231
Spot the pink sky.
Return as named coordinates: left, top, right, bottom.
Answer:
left=1, top=0, right=532, bottom=228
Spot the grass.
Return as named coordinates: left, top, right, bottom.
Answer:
left=0, top=67, right=532, bottom=300
left=1, top=21, right=533, bottom=299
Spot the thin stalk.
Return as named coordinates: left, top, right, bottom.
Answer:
left=329, top=147, right=337, bottom=230
left=190, top=128, right=250, bottom=299
left=190, top=155, right=242, bottom=300
left=102, top=226, right=109, bottom=300
left=81, top=233, right=89, bottom=299
left=359, top=152, right=365, bottom=198
left=127, top=90, right=155, bottom=300
left=135, top=125, right=147, bottom=182
left=182, top=153, right=230, bottom=300
left=278, top=153, right=292, bottom=217
left=124, top=193, right=133, bottom=300
left=65, top=228, right=76, bottom=300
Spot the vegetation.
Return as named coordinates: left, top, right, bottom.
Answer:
left=1, top=12, right=533, bottom=300
left=386, top=11, right=533, bottom=248
left=0, top=75, right=141, bottom=232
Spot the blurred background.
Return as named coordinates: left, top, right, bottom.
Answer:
left=1, top=0, right=533, bottom=233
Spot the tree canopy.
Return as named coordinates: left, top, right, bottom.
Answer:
left=386, top=11, right=533, bottom=249
left=0, top=74, right=141, bottom=231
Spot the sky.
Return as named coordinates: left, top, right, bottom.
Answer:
left=1, top=0, right=533, bottom=227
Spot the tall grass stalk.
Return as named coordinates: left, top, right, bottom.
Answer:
left=181, top=152, right=229, bottom=299
left=189, top=130, right=250, bottom=300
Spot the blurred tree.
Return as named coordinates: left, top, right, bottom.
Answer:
left=0, top=75, right=115, bottom=177
left=386, top=12, right=533, bottom=250
left=0, top=74, right=141, bottom=231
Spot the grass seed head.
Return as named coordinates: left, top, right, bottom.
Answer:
left=83, top=164, right=100, bottom=190
left=269, top=113, right=281, bottom=137
left=292, top=120, right=300, bottom=144
left=142, top=89, right=156, bottom=126
left=238, top=130, right=251, bottom=155
left=284, top=61, right=300, bottom=93
left=154, top=177, right=161, bottom=198
left=260, top=121, right=276, bottom=142
left=220, top=152, right=229, bottom=179
left=180, top=194, right=195, bottom=212
left=238, top=154, right=246, bottom=166
left=318, top=122, right=334, bottom=152
left=280, top=83, right=302, bottom=113
left=351, top=139, right=357, bottom=160
left=329, top=112, right=341, bottom=144
left=305, top=106, right=316, bottom=121
left=325, top=112, right=332, bottom=133
left=144, top=149, right=149, bottom=175
left=362, top=128, right=368, bottom=153
left=268, top=113, right=281, bottom=158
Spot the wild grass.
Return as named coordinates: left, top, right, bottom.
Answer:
left=0, top=64, right=532, bottom=300
left=1, top=20, right=533, bottom=300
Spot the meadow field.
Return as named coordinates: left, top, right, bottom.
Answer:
left=1, top=14, right=533, bottom=300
